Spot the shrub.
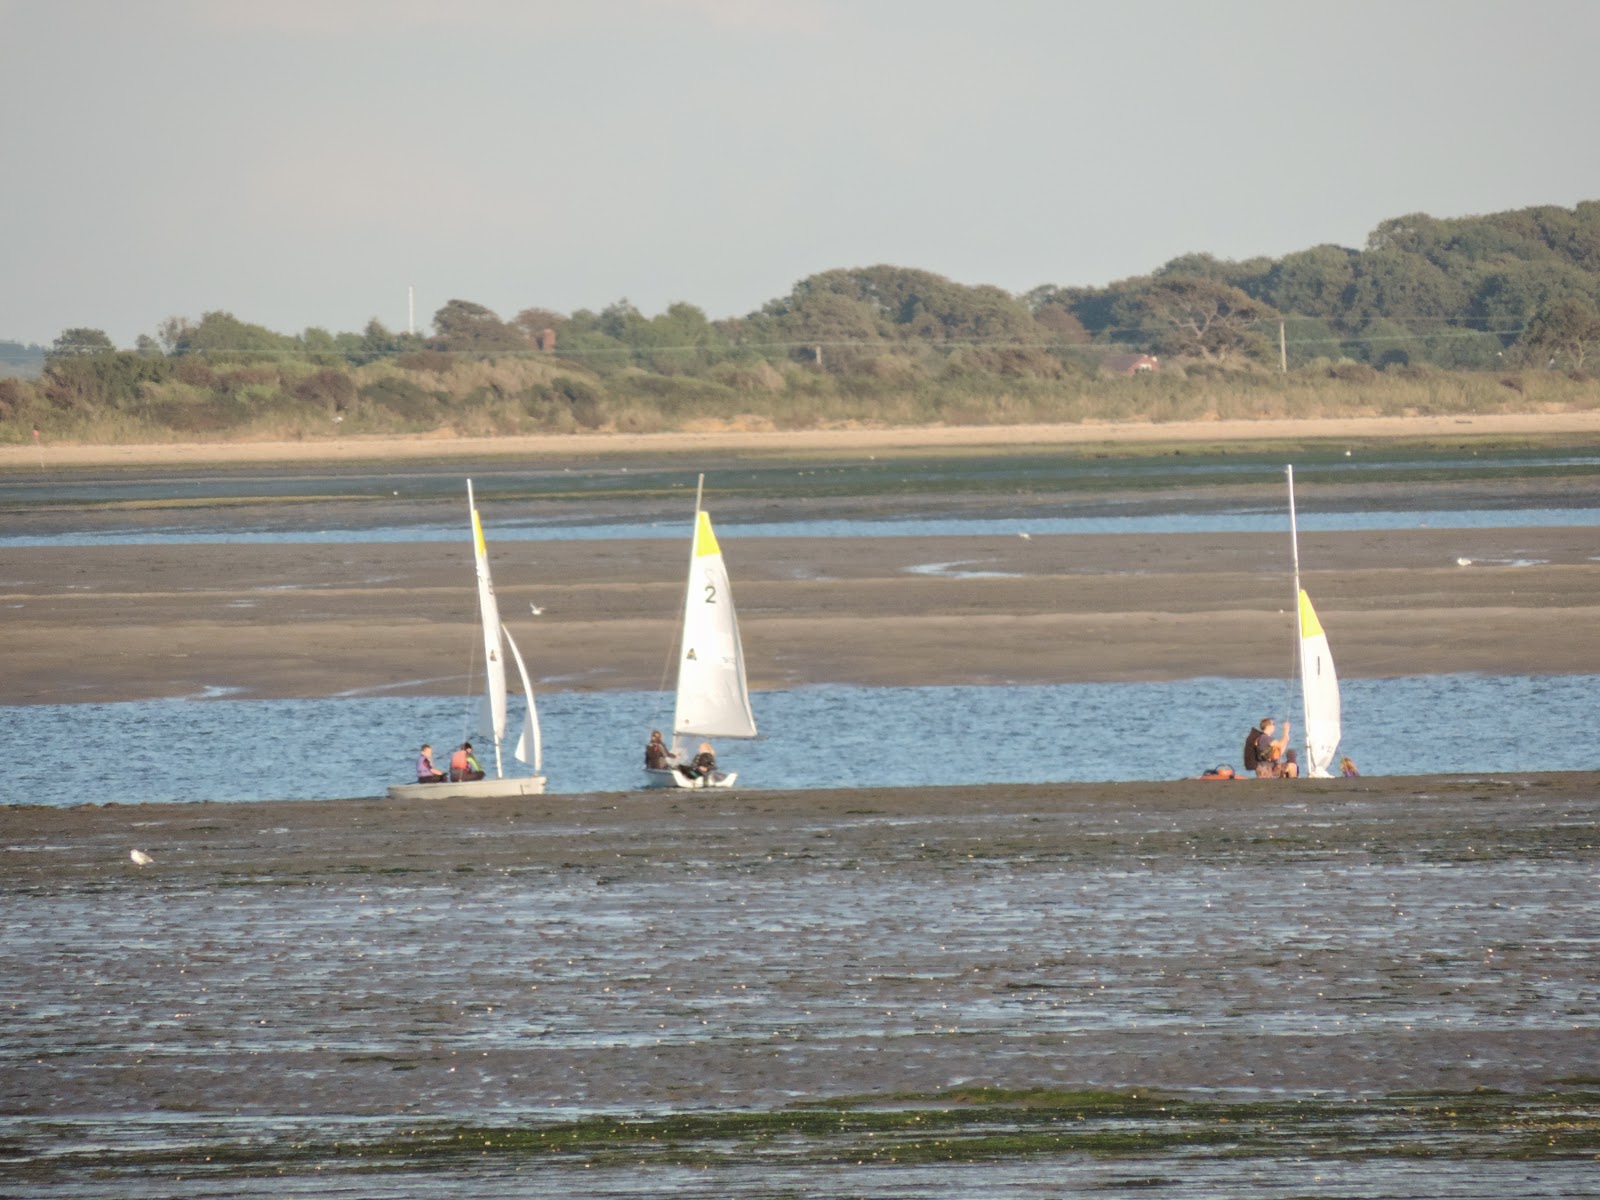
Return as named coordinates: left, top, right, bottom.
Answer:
left=360, top=376, right=439, bottom=423
left=293, top=368, right=357, bottom=412
left=397, top=349, right=454, bottom=373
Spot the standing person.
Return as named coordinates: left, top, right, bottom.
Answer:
left=449, top=741, right=485, bottom=782
left=644, top=730, right=673, bottom=770
left=415, top=743, right=446, bottom=783
left=1244, top=717, right=1290, bottom=777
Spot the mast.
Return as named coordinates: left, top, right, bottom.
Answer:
left=1287, top=464, right=1305, bottom=764
left=671, top=474, right=706, bottom=755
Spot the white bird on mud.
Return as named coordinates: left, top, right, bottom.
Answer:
left=1017, top=531, right=1031, bottom=540
left=130, top=849, right=153, bottom=866
left=529, top=603, right=544, bottom=615
left=1456, top=557, right=1473, bottom=567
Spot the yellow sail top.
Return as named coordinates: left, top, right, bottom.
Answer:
left=471, top=507, right=488, bottom=559
left=1297, top=589, right=1324, bottom=638
left=693, top=510, right=721, bottom=558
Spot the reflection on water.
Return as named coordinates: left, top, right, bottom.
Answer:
left=8, top=674, right=1596, bottom=806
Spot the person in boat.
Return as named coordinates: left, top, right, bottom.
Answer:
left=1243, top=717, right=1290, bottom=777
left=1278, top=748, right=1300, bottom=779
left=415, top=743, right=447, bottom=784
left=449, top=741, right=485, bottom=782
left=679, top=741, right=717, bottom=782
left=1339, top=755, right=1360, bottom=777
left=1199, top=764, right=1236, bottom=779
left=644, top=730, right=674, bottom=770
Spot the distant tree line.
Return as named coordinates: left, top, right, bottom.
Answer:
left=3, top=201, right=1598, bottom=442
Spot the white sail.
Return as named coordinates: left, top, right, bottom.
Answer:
left=1287, top=464, right=1342, bottom=779
left=468, top=482, right=509, bottom=774
left=672, top=509, right=757, bottom=741
left=1297, top=589, right=1342, bottom=778
left=504, top=625, right=542, bottom=772
left=386, top=483, right=545, bottom=798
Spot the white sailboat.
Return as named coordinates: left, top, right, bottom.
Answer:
left=1287, top=465, right=1342, bottom=778
left=388, top=480, right=545, bottom=799
left=642, top=476, right=757, bottom=789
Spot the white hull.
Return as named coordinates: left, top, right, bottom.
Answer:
left=388, top=775, right=546, bottom=801
left=641, top=767, right=739, bottom=790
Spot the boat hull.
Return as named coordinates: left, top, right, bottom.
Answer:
left=641, top=767, right=739, bottom=790
left=387, top=775, right=547, bottom=800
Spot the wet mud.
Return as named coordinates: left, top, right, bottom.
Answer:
left=4, top=775, right=1599, bottom=1193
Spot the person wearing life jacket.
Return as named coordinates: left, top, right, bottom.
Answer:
left=415, top=743, right=446, bottom=784
left=1243, top=716, right=1290, bottom=777
left=644, top=730, right=674, bottom=770
left=678, top=741, right=717, bottom=783
left=449, top=741, right=485, bottom=782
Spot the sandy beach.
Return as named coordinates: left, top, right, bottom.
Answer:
left=6, top=410, right=1600, bottom=469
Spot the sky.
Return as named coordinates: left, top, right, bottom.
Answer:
left=2, top=0, right=1597, bottom=348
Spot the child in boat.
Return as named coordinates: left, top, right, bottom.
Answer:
left=1339, top=756, right=1360, bottom=777
left=416, top=743, right=446, bottom=783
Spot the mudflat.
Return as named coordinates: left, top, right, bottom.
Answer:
left=4, top=774, right=1597, bottom=1120
left=4, top=526, right=1599, bottom=704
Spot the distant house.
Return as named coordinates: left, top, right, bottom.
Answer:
left=1100, top=353, right=1160, bottom=376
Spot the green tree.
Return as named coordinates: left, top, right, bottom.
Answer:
left=1344, top=250, right=1466, bottom=330
left=1155, top=252, right=1274, bottom=299
left=48, top=328, right=115, bottom=359
left=1114, top=277, right=1279, bottom=362
left=163, top=312, right=297, bottom=359
left=431, top=300, right=526, bottom=353
left=1520, top=297, right=1600, bottom=369
left=1266, top=245, right=1357, bottom=318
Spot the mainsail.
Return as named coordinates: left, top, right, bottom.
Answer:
left=672, top=507, right=757, bottom=743
left=1296, top=588, right=1342, bottom=777
left=468, top=483, right=508, bottom=770
left=467, top=480, right=540, bottom=779
left=1287, top=465, right=1342, bottom=778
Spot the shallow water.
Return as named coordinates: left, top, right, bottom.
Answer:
left=7, top=505, right=1600, bottom=547
left=6, top=442, right=1600, bottom=546
left=6, top=673, right=1596, bottom=806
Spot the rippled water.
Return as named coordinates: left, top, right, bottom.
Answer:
left=7, top=673, right=1596, bottom=806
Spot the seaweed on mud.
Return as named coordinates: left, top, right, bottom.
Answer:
left=15, top=1089, right=1600, bottom=1182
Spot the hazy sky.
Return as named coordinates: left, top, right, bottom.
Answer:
left=3, top=0, right=1596, bottom=347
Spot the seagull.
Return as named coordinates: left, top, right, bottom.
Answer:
left=130, top=849, right=153, bottom=866
left=529, top=603, right=544, bottom=616
left=1017, top=532, right=1031, bottom=540
left=1456, top=557, right=1473, bottom=567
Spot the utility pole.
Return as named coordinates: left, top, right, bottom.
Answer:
left=1279, top=320, right=1288, bottom=374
